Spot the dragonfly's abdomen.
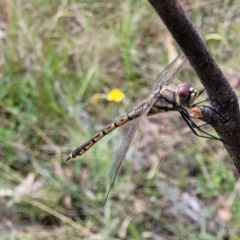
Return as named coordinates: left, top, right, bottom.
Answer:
left=66, top=106, right=143, bottom=160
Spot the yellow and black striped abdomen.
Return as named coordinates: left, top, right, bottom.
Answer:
left=66, top=106, right=143, bottom=160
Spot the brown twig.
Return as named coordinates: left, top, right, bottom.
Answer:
left=148, top=0, right=240, bottom=175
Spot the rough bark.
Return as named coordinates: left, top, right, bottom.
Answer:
left=148, top=0, right=240, bottom=175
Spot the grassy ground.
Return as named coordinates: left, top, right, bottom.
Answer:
left=1, top=0, right=240, bottom=239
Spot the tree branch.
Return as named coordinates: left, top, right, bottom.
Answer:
left=148, top=0, right=240, bottom=175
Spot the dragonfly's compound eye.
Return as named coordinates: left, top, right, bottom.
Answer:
left=177, top=83, right=196, bottom=106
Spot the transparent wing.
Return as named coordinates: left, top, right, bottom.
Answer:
left=104, top=53, right=187, bottom=203
left=104, top=95, right=158, bottom=204
left=153, top=53, right=187, bottom=90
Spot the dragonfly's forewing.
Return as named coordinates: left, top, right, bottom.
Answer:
left=105, top=53, right=188, bottom=202
left=153, top=54, right=187, bottom=90
left=105, top=94, right=159, bottom=203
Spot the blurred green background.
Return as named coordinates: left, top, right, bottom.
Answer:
left=1, top=0, right=240, bottom=239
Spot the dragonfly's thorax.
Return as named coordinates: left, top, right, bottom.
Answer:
left=148, top=86, right=177, bottom=115
left=148, top=83, right=203, bottom=116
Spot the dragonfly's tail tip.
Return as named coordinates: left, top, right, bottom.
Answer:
left=66, top=154, right=72, bottom=161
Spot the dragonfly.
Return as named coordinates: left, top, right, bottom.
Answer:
left=67, top=53, right=218, bottom=203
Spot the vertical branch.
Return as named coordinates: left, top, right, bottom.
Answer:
left=148, top=0, right=240, bottom=175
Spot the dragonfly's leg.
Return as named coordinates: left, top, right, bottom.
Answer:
left=196, top=122, right=208, bottom=128
left=190, top=99, right=209, bottom=107
left=179, top=107, right=221, bottom=141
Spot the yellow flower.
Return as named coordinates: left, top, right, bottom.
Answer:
left=107, top=88, right=125, bottom=103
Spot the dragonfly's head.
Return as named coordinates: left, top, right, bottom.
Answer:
left=176, top=83, right=204, bottom=107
